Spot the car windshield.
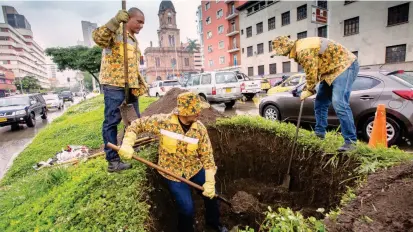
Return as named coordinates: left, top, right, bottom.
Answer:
left=43, top=95, right=59, bottom=101
left=0, top=96, right=29, bottom=107
left=392, top=72, right=413, bottom=87
left=215, top=72, right=238, bottom=84
left=163, top=81, right=180, bottom=86
left=61, top=91, right=72, bottom=96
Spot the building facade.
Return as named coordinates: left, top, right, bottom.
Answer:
left=81, top=21, right=97, bottom=48
left=201, top=0, right=245, bottom=72
left=0, top=65, right=16, bottom=97
left=238, top=1, right=413, bottom=77
left=196, top=5, right=205, bottom=71
left=0, top=6, right=49, bottom=89
left=144, top=0, right=197, bottom=84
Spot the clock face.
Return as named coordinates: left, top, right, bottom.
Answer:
left=168, top=12, right=171, bottom=16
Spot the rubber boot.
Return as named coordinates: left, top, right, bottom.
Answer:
left=107, top=158, right=132, bottom=172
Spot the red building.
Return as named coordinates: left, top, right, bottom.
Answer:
left=0, top=66, right=17, bottom=97
left=202, top=0, right=245, bottom=71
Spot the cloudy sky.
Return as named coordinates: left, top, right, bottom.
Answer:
left=2, top=0, right=201, bottom=50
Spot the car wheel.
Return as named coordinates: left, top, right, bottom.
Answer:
left=225, top=100, right=236, bottom=108
left=362, top=116, right=401, bottom=146
left=41, top=109, right=48, bottom=119
left=26, top=113, right=36, bottom=127
left=263, top=105, right=280, bottom=121
left=199, top=94, right=208, bottom=102
left=156, top=93, right=160, bottom=97
left=243, top=93, right=255, bottom=101
left=11, top=123, right=20, bottom=131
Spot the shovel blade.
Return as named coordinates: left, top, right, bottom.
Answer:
left=120, top=103, right=138, bottom=126
left=281, top=174, right=291, bottom=190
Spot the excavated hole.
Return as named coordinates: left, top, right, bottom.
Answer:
left=146, top=126, right=359, bottom=231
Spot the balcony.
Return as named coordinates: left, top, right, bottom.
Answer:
left=225, top=9, right=239, bottom=20
left=226, top=26, right=239, bottom=37
left=227, top=45, right=240, bottom=53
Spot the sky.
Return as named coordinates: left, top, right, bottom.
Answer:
left=2, top=0, right=201, bottom=50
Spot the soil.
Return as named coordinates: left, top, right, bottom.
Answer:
left=324, top=161, right=413, bottom=232
left=141, top=88, right=223, bottom=125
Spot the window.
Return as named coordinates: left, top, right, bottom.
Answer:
left=242, top=48, right=244, bottom=53
left=155, top=57, right=160, bottom=67
left=184, top=58, right=189, bottom=66
left=352, top=76, right=381, bottom=91
left=206, top=17, right=211, bottom=25
left=215, top=72, right=238, bottom=84
left=297, top=31, right=307, bottom=39
left=218, top=41, right=224, bottom=49
left=218, top=25, right=224, bottom=34
left=193, top=75, right=200, bottom=85
left=318, top=0, right=328, bottom=9
left=247, top=46, right=253, bottom=57
left=201, top=74, right=211, bottom=85
left=352, top=51, right=358, bottom=57
left=209, top=59, right=213, bottom=67
left=318, top=26, right=327, bottom=38
left=258, top=65, right=264, bottom=75
left=208, top=45, right=213, bottom=53
left=282, top=11, right=290, bottom=26
left=171, top=58, right=176, bottom=67
left=269, top=63, right=277, bottom=74
left=344, top=1, right=356, bottom=5
left=386, top=44, right=406, bottom=63
left=282, top=61, right=291, bottom=73
left=388, top=3, right=409, bottom=26
left=207, top=31, right=212, bottom=39
left=297, top=5, right=307, bottom=21
left=248, top=67, right=254, bottom=76
left=217, top=9, right=223, bottom=19
left=298, top=65, right=304, bottom=72
left=344, top=17, right=359, bottom=36
left=246, top=26, right=252, bottom=38
left=219, top=56, right=225, bottom=64
left=268, top=41, right=273, bottom=52
left=257, top=43, right=264, bottom=54
left=241, top=29, right=244, bottom=35
left=205, top=2, right=210, bottom=10
left=256, top=22, right=263, bottom=34
left=268, top=17, right=275, bottom=30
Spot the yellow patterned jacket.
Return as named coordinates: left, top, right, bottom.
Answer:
left=92, top=24, right=147, bottom=96
left=289, top=37, right=357, bottom=93
left=126, top=113, right=216, bottom=182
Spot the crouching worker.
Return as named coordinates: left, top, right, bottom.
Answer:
left=117, top=92, right=227, bottom=232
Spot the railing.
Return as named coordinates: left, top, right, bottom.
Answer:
left=226, top=25, right=240, bottom=34
left=227, top=45, right=240, bottom=51
left=226, top=9, right=239, bottom=18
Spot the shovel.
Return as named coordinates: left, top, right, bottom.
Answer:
left=106, top=142, right=232, bottom=206
left=281, top=100, right=304, bottom=189
left=119, top=0, right=138, bottom=127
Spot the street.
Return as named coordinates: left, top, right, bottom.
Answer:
left=0, top=97, right=84, bottom=179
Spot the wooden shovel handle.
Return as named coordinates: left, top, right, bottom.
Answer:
left=122, top=0, right=129, bottom=103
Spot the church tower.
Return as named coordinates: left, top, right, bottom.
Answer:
left=157, top=0, right=180, bottom=48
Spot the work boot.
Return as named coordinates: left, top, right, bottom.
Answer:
left=337, top=143, right=356, bottom=153
left=107, top=158, right=132, bottom=173
left=314, top=133, right=325, bottom=140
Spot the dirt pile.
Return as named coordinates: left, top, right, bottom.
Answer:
left=230, top=191, right=261, bottom=214
left=142, top=88, right=223, bottom=124
left=325, top=161, right=413, bottom=232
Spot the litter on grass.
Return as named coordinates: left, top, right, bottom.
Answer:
left=33, top=145, right=90, bottom=170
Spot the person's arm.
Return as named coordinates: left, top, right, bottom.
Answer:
left=92, top=10, right=129, bottom=48
left=297, top=48, right=319, bottom=99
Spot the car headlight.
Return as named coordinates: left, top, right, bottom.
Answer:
left=15, top=110, right=26, bottom=115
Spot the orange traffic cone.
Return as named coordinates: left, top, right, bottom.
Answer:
left=368, top=104, right=387, bottom=148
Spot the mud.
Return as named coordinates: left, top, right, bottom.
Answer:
left=146, top=126, right=360, bottom=231
left=325, top=161, right=413, bottom=232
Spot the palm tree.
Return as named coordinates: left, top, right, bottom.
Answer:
left=186, top=38, right=199, bottom=54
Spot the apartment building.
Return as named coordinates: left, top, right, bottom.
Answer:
left=0, top=6, right=49, bottom=89
left=193, top=44, right=203, bottom=71
left=0, top=65, right=16, bottom=97
left=238, top=1, right=413, bottom=76
left=81, top=21, right=97, bottom=48
left=196, top=5, right=205, bottom=71
left=202, top=0, right=245, bottom=71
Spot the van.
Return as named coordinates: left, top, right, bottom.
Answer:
left=149, top=80, right=181, bottom=97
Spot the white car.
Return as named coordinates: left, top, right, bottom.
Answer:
left=149, top=80, right=181, bottom=97
left=43, top=94, right=64, bottom=110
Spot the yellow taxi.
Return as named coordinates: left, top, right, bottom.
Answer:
left=267, top=73, right=306, bottom=95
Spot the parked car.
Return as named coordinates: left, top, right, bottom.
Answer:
left=43, top=94, right=64, bottom=110
left=235, top=71, right=262, bottom=100
left=183, top=71, right=242, bottom=108
left=149, top=80, right=181, bottom=97
left=267, top=73, right=306, bottom=95
left=259, top=70, right=413, bottom=145
left=59, top=91, right=74, bottom=102
left=0, top=94, right=48, bottom=130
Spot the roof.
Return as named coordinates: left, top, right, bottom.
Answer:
left=158, top=0, right=176, bottom=14
left=236, top=1, right=257, bottom=11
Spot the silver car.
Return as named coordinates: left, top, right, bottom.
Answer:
left=184, top=71, right=242, bottom=108
left=259, top=70, right=413, bottom=145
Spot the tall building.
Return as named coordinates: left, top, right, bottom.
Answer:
left=201, top=0, right=245, bottom=72
left=193, top=44, right=203, bottom=71
left=195, top=5, right=204, bottom=71
left=81, top=20, right=97, bottom=48
left=0, top=6, right=49, bottom=89
left=144, top=0, right=198, bottom=84
left=0, top=65, right=16, bottom=97
left=238, top=1, right=413, bottom=77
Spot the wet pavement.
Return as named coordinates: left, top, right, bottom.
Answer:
left=0, top=97, right=85, bottom=180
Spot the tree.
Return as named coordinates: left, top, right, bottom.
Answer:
left=186, top=38, right=199, bottom=54
left=45, top=46, right=102, bottom=87
left=82, top=72, right=94, bottom=91
left=14, top=76, right=42, bottom=93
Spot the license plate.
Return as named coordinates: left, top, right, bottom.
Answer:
left=47, top=104, right=52, bottom=106
left=0, top=117, right=7, bottom=122
left=226, top=88, right=232, bottom=93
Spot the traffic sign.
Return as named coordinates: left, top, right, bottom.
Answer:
left=311, top=5, right=328, bottom=25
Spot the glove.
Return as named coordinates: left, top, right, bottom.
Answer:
left=300, top=90, right=314, bottom=101
left=202, top=169, right=216, bottom=199
left=106, top=10, right=129, bottom=32
left=118, top=131, right=137, bottom=160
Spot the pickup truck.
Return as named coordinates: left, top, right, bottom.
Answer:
left=235, top=72, right=262, bottom=101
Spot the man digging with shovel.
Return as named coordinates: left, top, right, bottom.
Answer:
left=93, top=8, right=148, bottom=172
left=117, top=92, right=228, bottom=232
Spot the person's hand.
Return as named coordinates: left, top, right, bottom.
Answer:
left=300, top=90, right=314, bottom=101
left=118, top=144, right=134, bottom=160
left=115, top=10, right=129, bottom=23
left=202, top=169, right=216, bottom=199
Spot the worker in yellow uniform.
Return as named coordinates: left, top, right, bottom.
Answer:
left=117, top=92, right=228, bottom=232
left=272, top=36, right=359, bottom=152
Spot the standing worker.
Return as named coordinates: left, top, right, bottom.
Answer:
left=118, top=92, right=227, bottom=232
left=93, top=8, right=148, bottom=172
left=272, top=36, right=359, bottom=152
